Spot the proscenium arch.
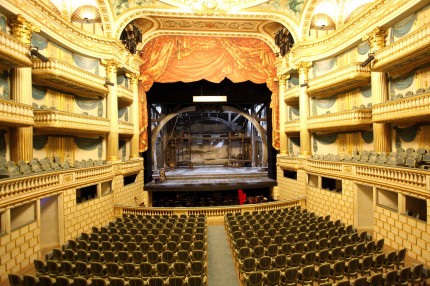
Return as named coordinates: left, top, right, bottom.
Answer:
left=151, top=105, right=268, bottom=170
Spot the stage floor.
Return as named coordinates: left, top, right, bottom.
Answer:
left=145, top=166, right=276, bottom=192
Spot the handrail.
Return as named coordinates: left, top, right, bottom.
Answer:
left=114, top=198, right=307, bottom=221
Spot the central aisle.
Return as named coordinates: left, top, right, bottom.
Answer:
left=207, top=225, right=240, bottom=286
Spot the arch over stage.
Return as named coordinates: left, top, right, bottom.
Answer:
left=151, top=105, right=268, bottom=171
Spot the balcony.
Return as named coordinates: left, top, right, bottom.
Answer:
left=121, top=159, right=143, bottom=175
left=284, top=119, right=300, bottom=135
left=32, top=58, right=108, bottom=98
left=284, top=86, right=300, bottom=106
left=277, top=155, right=299, bottom=170
left=372, top=91, right=430, bottom=124
left=307, top=63, right=371, bottom=98
left=307, top=108, right=372, bottom=132
left=117, top=85, right=133, bottom=107
left=0, top=99, right=34, bottom=127
left=119, top=121, right=134, bottom=138
left=34, top=109, right=110, bottom=136
left=373, top=22, right=430, bottom=74
left=0, top=31, right=33, bottom=69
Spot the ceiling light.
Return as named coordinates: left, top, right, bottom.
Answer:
left=193, top=96, right=227, bottom=102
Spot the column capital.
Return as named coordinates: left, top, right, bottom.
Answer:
left=363, top=26, right=387, bottom=51
left=102, top=59, right=122, bottom=73
left=295, top=61, right=312, bottom=75
left=8, top=14, right=40, bottom=46
left=126, top=73, right=143, bottom=85
left=278, top=74, right=290, bottom=85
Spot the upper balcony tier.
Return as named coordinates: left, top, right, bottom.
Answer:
left=117, top=85, right=133, bottom=107
left=119, top=121, right=134, bottom=138
left=373, top=22, right=430, bottom=74
left=0, top=98, right=34, bottom=127
left=307, top=63, right=371, bottom=98
left=0, top=31, right=33, bottom=69
left=34, top=109, right=110, bottom=136
left=32, top=58, right=108, bottom=98
left=284, top=119, right=300, bottom=135
left=372, top=91, right=430, bottom=124
left=307, top=108, right=372, bottom=132
left=284, top=86, right=300, bottom=106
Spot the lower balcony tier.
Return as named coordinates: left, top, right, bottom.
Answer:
left=32, top=58, right=108, bottom=98
left=0, top=98, right=34, bottom=127
left=307, top=108, right=372, bottom=132
left=34, top=109, right=110, bottom=136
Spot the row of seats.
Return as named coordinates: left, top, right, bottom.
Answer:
left=312, top=147, right=430, bottom=170
left=225, top=207, right=425, bottom=286
left=9, top=273, right=205, bottom=286
left=389, top=87, right=430, bottom=100
left=0, top=156, right=105, bottom=179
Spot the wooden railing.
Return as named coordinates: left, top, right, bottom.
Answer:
left=0, top=30, right=33, bottom=67
left=0, top=98, right=34, bottom=127
left=114, top=198, right=307, bottom=222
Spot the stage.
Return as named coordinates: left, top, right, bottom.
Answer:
left=144, top=166, right=277, bottom=192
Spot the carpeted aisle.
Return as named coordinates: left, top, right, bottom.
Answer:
left=208, top=225, right=240, bottom=286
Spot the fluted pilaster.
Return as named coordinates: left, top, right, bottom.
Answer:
left=297, top=61, right=312, bottom=157
left=127, top=73, right=140, bottom=159
left=103, top=59, right=121, bottom=162
left=9, top=15, right=38, bottom=162
left=279, top=75, right=288, bottom=155
left=365, top=27, right=391, bottom=153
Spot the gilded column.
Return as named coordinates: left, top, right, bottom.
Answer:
left=278, top=75, right=288, bottom=155
left=127, top=73, right=140, bottom=159
left=297, top=62, right=312, bottom=157
left=103, top=59, right=121, bottom=162
left=9, top=15, right=39, bottom=162
left=364, top=27, right=391, bottom=153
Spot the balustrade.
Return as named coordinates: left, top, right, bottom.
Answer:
left=307, top=109, right=372, bottom=132
left=117, top=85, right=133, bottom=106
left=372, top=92, right=430, bottom=123
left=0, top=30, right=33, bottom=68
left=373, top=22, right=430, bottom=72
left=284, top=119, right=300, bottom=134
left=307, top=63, right=371, bottom=98
left=32, top=58, right=108, bottom=98
left=34, top=109, right=110, bottom=135
left=0, top=98, right=34, bottom=126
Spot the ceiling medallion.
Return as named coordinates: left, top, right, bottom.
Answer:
left=191, top=1, right=229, bottom=16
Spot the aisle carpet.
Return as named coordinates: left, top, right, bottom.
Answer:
left=207, top=225, right=240, bottom=286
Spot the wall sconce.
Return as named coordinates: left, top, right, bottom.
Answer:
left=361, top=52, right=375, bottom=67
left=300, top=80, right=308, bottom=87
left=30, top=46, right=49, bottom=62
left=105, top=81, right=115, bottom=86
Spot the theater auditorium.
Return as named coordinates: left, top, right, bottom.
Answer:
left=1, top=0, right=430, bottom=285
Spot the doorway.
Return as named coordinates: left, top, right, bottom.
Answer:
left=355, top=184, right=374, bottom=231
left=40, top=195, right=62, bottom=254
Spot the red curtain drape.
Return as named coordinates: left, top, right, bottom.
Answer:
left=138, top=35, right=280, bottom=152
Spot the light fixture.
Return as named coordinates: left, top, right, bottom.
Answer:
left=193, top=96, right=227, bottom=102
left=360, top=52, right=375, bottom=67
left=30, top=46, right=49, bottom=62
left=300, top=80, right=308, bottom=87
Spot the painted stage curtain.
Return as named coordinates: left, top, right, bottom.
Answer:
left=139, top=36, right=277, bottom=151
